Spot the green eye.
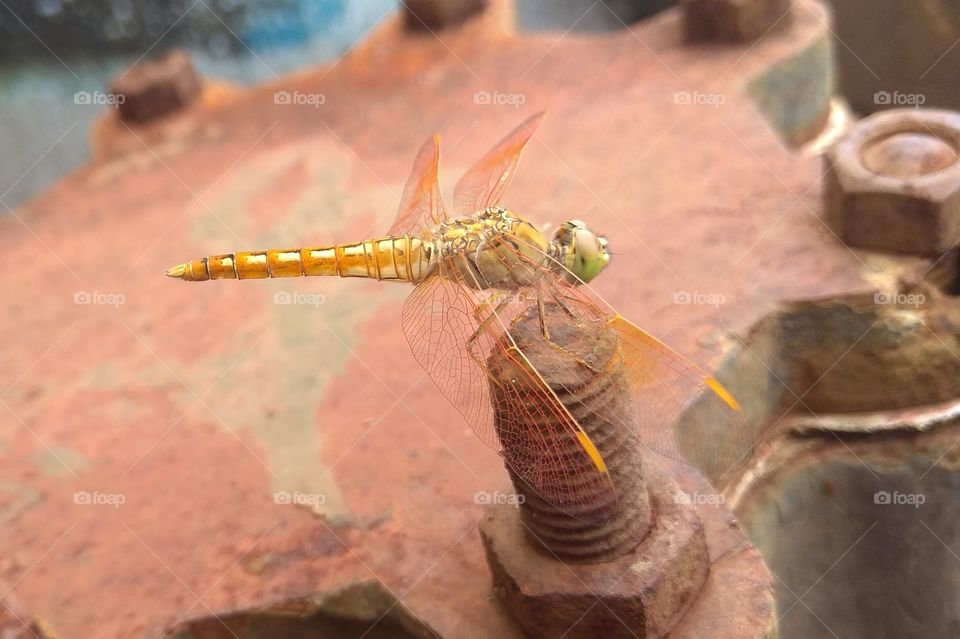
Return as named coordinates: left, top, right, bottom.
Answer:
left=571, top=229, right=609, bottom=283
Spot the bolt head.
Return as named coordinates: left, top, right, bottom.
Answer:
left=480, top=466, right=709, bottom=639
left=824, top=109, right=960, bottom=255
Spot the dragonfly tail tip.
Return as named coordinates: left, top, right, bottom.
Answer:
left=165, top=263, right=187, bottom=279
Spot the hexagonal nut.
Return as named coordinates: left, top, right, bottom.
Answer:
left=681, top=0, right=793, bottom=43
left=480, top=465, right=709, bottom=639
left=824, top=109, right=960, bottom=256
left=110, top=49, right=201, bottom=124
left=403, top=0, right=488, bottom=31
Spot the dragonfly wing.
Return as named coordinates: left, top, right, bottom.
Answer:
left=401, top=260, right=615, bottom=516
left=401, top=267, right=496, bottom=448
left=388, top=133, right=447, bottom=236
left=606, top=314, right=751, bottom=480
left=495, top=235, right=752, bottom=482
left=452, top=112, right=545, bottom=216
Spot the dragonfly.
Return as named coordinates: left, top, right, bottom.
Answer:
left=167, top=113, right=745, bottom=516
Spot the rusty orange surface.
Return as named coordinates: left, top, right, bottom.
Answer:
left=0, top=1, right=888, bottom=636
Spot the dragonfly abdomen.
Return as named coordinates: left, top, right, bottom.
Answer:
left=167, top=236, right=432, bottom=282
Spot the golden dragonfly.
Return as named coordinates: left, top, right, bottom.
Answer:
left=167, top=113, right=744, bottom=515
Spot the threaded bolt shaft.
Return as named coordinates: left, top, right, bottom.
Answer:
left=488, top=301, right=651, bottom=563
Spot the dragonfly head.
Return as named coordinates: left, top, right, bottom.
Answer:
left=552, top=220, right=610, bottom=284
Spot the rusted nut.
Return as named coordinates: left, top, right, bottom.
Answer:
left=403, top=0, right=488, bottom=31
left=480, top=464, right=709, bottom=639
left=824, top=109, right=960, bottom=256
left=110, top=49, right=201, bottom=124
left=681, top=0, right=792, bottom=43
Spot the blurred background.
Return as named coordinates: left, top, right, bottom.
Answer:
left=1, top=0, right=674, bottom=209
left=4, top=1, right=960, bottom=638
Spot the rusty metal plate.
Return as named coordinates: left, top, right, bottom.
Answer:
left=0, top=0, right=862, bottom=636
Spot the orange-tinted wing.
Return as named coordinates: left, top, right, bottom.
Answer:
left=388, top=133, right=447, bottom=236
left=401, top=258, right=616, bottom=518
left=452, top=112, right=545, bottom=216
left=606, top=313, right=752, bottom=482
left=497, top=236, right=754, bottom=484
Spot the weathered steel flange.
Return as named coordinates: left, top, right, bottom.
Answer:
left=706, top=289, right=960, bottom=638
left=0, top=0, right=846, bottom=635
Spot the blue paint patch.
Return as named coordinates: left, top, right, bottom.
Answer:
left=241, top=0, right=347, bottom=49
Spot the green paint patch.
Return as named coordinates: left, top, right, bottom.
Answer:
left=33, top=447, right=89, bottom=476
left=0, top=481, right=41, bottom=523
left=179, top=137, right=403, bottom=521
left=747, top=35, right=834, bottom=148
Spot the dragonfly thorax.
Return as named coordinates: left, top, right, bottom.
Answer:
left=432, top=208, right=551, bottom=290
left=429, top=207, right=610, bottom=289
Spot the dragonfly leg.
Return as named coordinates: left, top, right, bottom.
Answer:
left=466, top=293, right=513, bottom=372
left=536, top=282, right=551, bottom=341
left=540, top=283, right=604, bottom=375
left=545, top=282, right=577, bottom=318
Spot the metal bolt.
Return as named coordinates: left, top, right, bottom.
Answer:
left=110, top=49, right=201, bottom=124
left=480, top=303, right=710, bottom=638
left=403, top=0, right=488, bottom=31
left=824, top=108, right=960, bottom=256
left=486, top=302, right=652, bottom=561
left=681, top=0, right=793, bottom=43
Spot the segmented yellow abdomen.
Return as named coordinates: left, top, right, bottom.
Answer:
left=167, top=235, right=432, bottom=283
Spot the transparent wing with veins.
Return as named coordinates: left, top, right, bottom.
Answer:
left=390, top=120, right=615, bottom=515
left=401, top=250, right=616, bottom=515
left=452, top=111, right=545, bottom=216
left=388, top=133, right=447, bottom=236
left=502, top=235, right=753, bottom=481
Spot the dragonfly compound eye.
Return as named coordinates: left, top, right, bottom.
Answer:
left=568, top=226, right=610, bottom=284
